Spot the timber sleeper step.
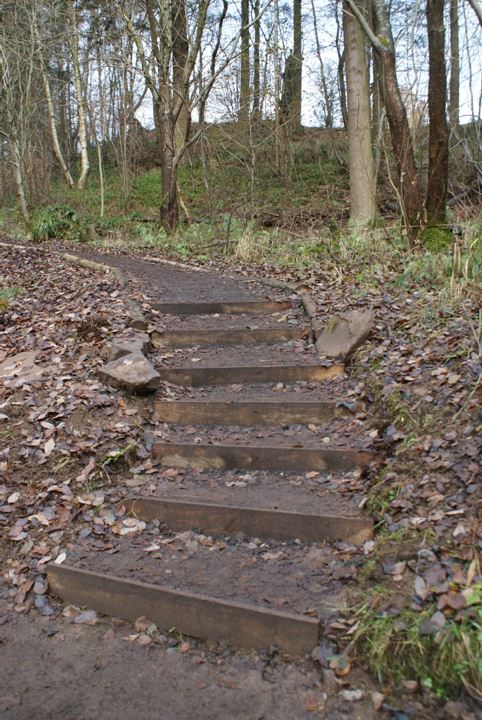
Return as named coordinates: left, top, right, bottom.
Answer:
left=153, top=441, right=371, bottom=472
left=47, top=563, right=319, bottom=656
left=152, top=300, right=293, bottom=315
left=154, top=399, right=354, bottom=425
left=151, top=326, right=307, bottom=348
left=124, top=496, right=373, bottom=544
left=156, top=364, right=344, bottom=386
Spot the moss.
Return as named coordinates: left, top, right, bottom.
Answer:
left=421, top=226, right=452, bottom=252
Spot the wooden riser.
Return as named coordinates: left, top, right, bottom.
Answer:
left=157, top=364, right=344, bottom=386
left=154, top=399, right=351, bottom=425
left=152, top=300, right=293, bottom=315
left=47, top=564, right=319, bottom=656
left=153, top=441, right=371, bottom=472
left=124, top=497, right=373, bottom=544
left=151, top=327, right=307, bottom=348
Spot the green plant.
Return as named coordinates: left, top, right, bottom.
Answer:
left=352, top=586, right=482, bottom=699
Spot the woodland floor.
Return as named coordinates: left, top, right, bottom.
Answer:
left=0, top=238, right=480, bottom=720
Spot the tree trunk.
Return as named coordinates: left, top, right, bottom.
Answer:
left=343, top=0, right=376, bottom=228
left=449, top=0, right=460, bottom=127
left=68, top=0, right=90, bottom=190
left=11, top=136, right=30, bottom=223
left=292, top=0, right=302, bottom=132
left=171, top=0, right=190, bottom=155
left=370, top=0, right=422, bottom=230
left=252, top=0, right=261, bottom=120
left=426, top=0, right=449, bottom=223
left=239, top=0, right=250, bottom=123
left=34, top=10, right=74, bottom=188
left=335, top=3, right=348, bottom=128
left=311, top=0, right=333, bottom=128
left=273, top=0, right=287, bottom=178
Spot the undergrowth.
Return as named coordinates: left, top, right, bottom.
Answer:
left=352, top=583, right=482, bottom=700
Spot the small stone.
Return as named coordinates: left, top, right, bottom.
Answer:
left=109, top=333, right=150, bottom=361
left=371, top=691, right=385, bottom=710
left=98, top=352, right=160, bottom=394
left=315, top=310, right=374, bottom=360
left=73, top=609, right=98, bottom=625
left=339, top=688, right=364, bottom=702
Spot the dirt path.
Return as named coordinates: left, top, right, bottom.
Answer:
left=0, top=246, right=440, bottom=720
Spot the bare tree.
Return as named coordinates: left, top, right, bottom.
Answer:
left=450, top=0, right=460, bottom=127
left=343, top=0, right=376, bottom=228
left=239, top=0, right=251, bottom=123
left=345, top=0, right=423, bottom=232
left=426, top=0, right=449, bottom=223
left=67, top=0, right=89, bottom=190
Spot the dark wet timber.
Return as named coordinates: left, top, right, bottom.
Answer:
left=152, top=300, right=293, bottom=315
left=157, top=364, right=344, bottom=386
left=153, top=441, right=371, bottom=473
left=154, top=399, right=352, bottom=425
left=151, top=326, right=307, bottom=347
left=47, top=564, right=320, bottom=656
left=124, top=497, right=373, bottom=544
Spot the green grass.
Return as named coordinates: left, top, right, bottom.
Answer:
left=352, top=584, right=482, bottom=699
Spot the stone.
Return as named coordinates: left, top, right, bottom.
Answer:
left=109, top=333, right=150, bottom=361
left=126, top=299, right=148, bottom=331
left=98, top=352, right=160, bottom=393
left=0, top=351, right=43, bottom=382
left=315, top=309, right=374, bottom=361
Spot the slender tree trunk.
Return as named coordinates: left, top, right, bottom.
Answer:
left=68, top=0, right=90, bottom=190
left=335, top=3, right=348, bottom=128
left=239, top=0, right=250, bottom=123
left=172, top=0, right=189, bottom=155
left=311, top=0, right=333, bottom=128
left=449, top=0, right=460, bottom=127
left=426, top=0, right=449, bottom=223
left=273, top=0, right=287, bottom=178
left=11, top=136, right=30, bottom=222
left=34, top=10, right=74, bottom=188
left=252, top=0, right=261, bottom=120
left=292, top=0, right=302, bottom=131
left=343, top=0, right=376, bottom=227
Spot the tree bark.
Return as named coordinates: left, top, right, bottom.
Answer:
left=343, top=0, right=376, bottom=228
left=239, top=0, right=250, bottom=123
left=67, top=0, right=90, bottom=190
left=347, top=0, right=423, bottom=231
left=292, top=0, right=302, bottom=132
left=252, top=0, right=261, bottom=120
left=171, top=0, right=190, bottom=155
left=449, top=0, right=460, bottom=127
left=426, top=0, right=449, bottom=223
left=34, top=9, right=74, bottom=188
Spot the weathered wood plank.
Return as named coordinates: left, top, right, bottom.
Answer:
left=125, top=497, right=373, bottom=544
left=151, top=326, right=306, bottom=348
left=156, top=364, right=344, bottom=386
left=47, top=564, right=319, bottom=655
left=154, top=399, right=351, bottom=425
left=152, top=300, right=293, bottom=315
left=153, top=441, right=371, bottom=472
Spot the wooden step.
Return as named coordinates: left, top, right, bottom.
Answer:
left=151, top=326, right=307, bottom=348
left=152, top=300, right=293, bottom=315
left=124, top=496, right=373, bottom=544
left=153, top=441, right=371, bottom=472
left=154, top=399, right=351, bottom=425
left=47, top=563, right=319, bottom=656
left=157, top=364, right=344, bottom=386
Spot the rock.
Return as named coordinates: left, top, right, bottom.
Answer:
left=99, top=352, right=160, bottom=393
left=315, top=309, right=375, bottom=360
left=126, top=299, right=148, bottom=331
left=109, top=333, right=150, bottom=361
left=0, top=351, right=43, bottom=382
left=339, top=688, right=364, bottom=702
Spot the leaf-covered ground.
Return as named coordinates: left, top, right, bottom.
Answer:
left=0, top=238, right=480, bottom=718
